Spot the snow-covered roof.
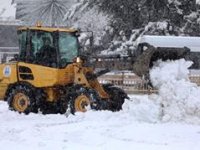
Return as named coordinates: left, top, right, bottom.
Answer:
left=0, top=19, right=22, bottom=25
left=137, top=35, right=200, bottom=52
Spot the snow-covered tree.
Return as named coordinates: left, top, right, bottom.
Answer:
left=64, top=0, right=112, bottom=49
left=15, top=0, right=75, bottom=26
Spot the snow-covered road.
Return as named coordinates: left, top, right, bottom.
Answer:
left=0, top=98, right=200, bottom=150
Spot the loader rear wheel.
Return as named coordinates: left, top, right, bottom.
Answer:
left=13, top=93, right=29, bottom=112
left=70, top=94, right=90, bottom=114
left=6, top=84, right=37, bottom=114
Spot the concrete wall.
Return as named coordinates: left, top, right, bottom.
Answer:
left=0, top=25, right=19, bottom=47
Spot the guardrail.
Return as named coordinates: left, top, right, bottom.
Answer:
left=189, top=75, right=200, bottom=86
left=98, top=72, right=200, bottom=94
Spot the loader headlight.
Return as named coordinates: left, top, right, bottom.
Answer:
left=98, top=58, right=102, bottom=62
left=76, top=57, right=81, bottom=63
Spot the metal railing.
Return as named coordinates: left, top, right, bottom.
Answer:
left=189, top=75, right=200, bottom=86
left=98, top=72, right=200, bottom=94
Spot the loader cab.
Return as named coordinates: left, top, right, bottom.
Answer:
left=17, top=27, right=79, bottom=68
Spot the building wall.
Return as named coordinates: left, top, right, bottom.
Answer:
left=0, top=24, right=20, bottom=63
left=0, top=47, right=19, bottom=63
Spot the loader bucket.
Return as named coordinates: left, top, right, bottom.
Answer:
left=133, top=44, right=190, bottom=78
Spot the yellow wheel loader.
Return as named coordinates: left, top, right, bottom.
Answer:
left=0, top=25, right=129, bottom=114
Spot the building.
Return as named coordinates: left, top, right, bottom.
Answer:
left=0, top=22, right=20, bottom=63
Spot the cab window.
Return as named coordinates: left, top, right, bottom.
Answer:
left=58, top=32, right=78, bottom=67
left=18, top=30, right=27, bottom=61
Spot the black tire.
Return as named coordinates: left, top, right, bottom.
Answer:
left=6, top=83, right=38, bottom=114
left=68, top=85, right=108, bottom=114
left=103, top=85, right=128, bottom=111
left=69, top=90, right=91, bottom=114
left=57, top=95, right=69, bottom=114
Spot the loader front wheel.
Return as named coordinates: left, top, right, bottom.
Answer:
left=70, top=94, right=90, bottom=114
left=75, top=95, right=90, bottom=112
left=6, top=84, right=37, bottom=114
left=103, top=85, right=128, bottom=111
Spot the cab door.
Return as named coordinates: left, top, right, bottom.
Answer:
left=0, top=63, right=18, bottom=99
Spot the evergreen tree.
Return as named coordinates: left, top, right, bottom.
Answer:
left=97, top=0, right=141, bottom=37
left=142, top=0, right=168, bottom=21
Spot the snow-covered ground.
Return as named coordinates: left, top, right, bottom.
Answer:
left=0, top=99, right=200, bottom=150
left=0, top=59, right=200, bottom=150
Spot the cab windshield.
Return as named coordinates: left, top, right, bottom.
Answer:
left=58, top=32, right=78, bottom=67
left=18, top=30, right=79, bottom=68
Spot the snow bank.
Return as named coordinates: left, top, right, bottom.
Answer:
left=123, top=95, right=161, bottom=123
left=150, top=59, right=200, bottom=124
left=121, top=59, right=200, bottom=124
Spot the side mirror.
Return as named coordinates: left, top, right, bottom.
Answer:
left=13, top=54, right=19, bottom=61
left=79, top=31, right=94, bottom=54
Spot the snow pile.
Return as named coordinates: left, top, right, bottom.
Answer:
left=150, top=59, right=200, bottom=123
left=122, top=59, right=200, bottom=124
left=122, top=95, right=161, bottom=123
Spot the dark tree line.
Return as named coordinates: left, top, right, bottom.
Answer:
left=87, top=0, right=198, bottom=38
